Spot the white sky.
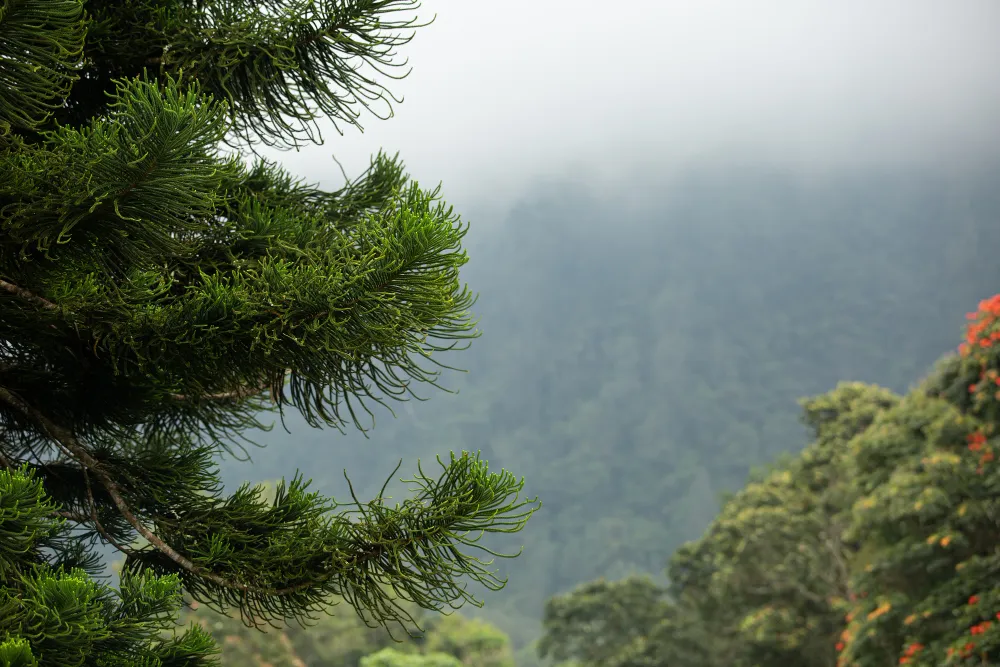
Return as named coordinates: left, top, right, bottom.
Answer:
left=238, top=0, right=1000, bottom=218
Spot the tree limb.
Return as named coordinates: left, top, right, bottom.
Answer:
left=81, top=464, right=135, bottom=555
left=168, top=369, right=290, bottom=401
left=0, top=279, right=58, bottom=310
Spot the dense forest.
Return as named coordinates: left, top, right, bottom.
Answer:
left=181, top=161, right=1000, bottom=664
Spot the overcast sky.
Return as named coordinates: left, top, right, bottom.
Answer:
left=238, top=0, right=1000, bottom=218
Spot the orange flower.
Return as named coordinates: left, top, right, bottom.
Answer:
left=971, top=620, right=993, bottom=635
left=867, top=601, right=892, bottom=620
left=968, top=432, right=987, bottom=451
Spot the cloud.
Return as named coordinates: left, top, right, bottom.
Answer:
left=233, top=0, right=1000, bottom=216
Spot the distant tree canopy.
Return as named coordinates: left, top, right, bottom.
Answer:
left=0, top=1, right=537, bottom=664
left=540, top=295, right=1000, bottom=666
left=172, top=586, right=516, bottom=667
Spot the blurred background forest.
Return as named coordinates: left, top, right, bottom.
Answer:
left=161, top=159, right=1000, bottom=665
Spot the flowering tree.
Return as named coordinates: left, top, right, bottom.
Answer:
left=836, top=296, right=1000, bottom=666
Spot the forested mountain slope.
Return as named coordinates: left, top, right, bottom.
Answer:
left=540, top=296, right=1000, bottom=666
left=213, top=163, right=1000, bottom=657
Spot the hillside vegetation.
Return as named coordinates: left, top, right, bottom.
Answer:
left=541, top=293, right=1000, bottom=665
left=212, top=165, right=1000, bottom=661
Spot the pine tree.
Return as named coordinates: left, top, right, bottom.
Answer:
left=0, top=1, right=539, bottom=664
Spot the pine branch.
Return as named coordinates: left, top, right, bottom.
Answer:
left=51, top=509, right=89, bottom=521
left=0, top=279, right=59, bottom=310
left=0, top=384, right=309, bottom=597
left=152, top=0, right=431, bottom=153
left=81, top=464, right=135, bottom=555
left=168, top=370, right=290, bottom=402
left=0, top=384, right=539, bottom=622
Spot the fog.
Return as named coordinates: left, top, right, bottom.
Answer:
left=235, top=0, right=1000, bottom=218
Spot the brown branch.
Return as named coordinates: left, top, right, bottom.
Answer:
left=52, top=509, right=91, bottom=522
left=0, top=279, right=58, bottom=311
left=169, top=369, right=290, bottom=402
left=169, top=384, right=265, bottom=402
left=81, top=465, right=134, bottom=555
left=0, top=448, right=15, bottom=471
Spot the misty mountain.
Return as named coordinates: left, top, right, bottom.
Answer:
left=211, top=161, right=1000, bottom=657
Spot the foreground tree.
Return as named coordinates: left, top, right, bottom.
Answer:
left=0, top=1, right=538, bottom=664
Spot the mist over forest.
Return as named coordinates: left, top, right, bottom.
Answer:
left=198, top=158, right=1000, bottom=662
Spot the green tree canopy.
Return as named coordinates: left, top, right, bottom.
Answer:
left=172, top=589, right=516, bottom=667
left=360, top=648, right=460, bottom=667
left=0, top=1, right=537, bottom=664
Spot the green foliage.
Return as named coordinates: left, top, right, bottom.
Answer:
left=539, top=576, right=679, bottom=667
left=422, top=614, right=516, bottom=667
left=360, top=648, right=460, bottom=667
left=0, top=465, right=219, bottom=666
left=173, top=591, right=515, bottom=667
left=835, top=296, right=1000, bottom=666
left=0, top=1, right=537, bottom=664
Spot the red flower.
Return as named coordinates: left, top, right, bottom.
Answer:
left=970, top=595, right=980, bottom=605
left=836, top=642, right=845, bottom=652
left=969, top=432, right=987, bottom=451
left=971, top=620, right=993, bottom=635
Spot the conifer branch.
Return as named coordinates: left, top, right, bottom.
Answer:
left=168, top=370, right=290, bottom=402
left=81, top=465, right=135, bottom=555
left=0, top=385, right=288, bottom=595
left=0, top=279, right=59, bottom=310
left=51, top=509, right=90, bottom=522
left=0, top=383, right=497, bottom=606
left=167, top=384, right=264, bottom=402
